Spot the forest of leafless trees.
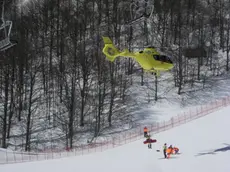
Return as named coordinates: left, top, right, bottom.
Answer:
left=0, top=0, right=230, bottom=151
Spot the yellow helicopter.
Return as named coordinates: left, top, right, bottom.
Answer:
left=102, top=37, right=174, bottom=75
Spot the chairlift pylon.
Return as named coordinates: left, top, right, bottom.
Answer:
left=126, top=1, right=154, bottom=26
left=0, top=0, right=17, bottom=51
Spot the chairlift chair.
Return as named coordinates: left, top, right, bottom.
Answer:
left=0, top=0, right=17, bottom=51
left=0, top=20, right=16, bottom=51
left=127, top=2, right=154, bottom=26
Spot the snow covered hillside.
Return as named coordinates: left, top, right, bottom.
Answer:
left=1, top=105, right=230, bottom=172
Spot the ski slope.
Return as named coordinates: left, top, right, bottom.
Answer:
left=1, top=106, right=230, bottom=172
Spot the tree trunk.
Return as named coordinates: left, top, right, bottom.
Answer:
left=25, top=73, right=35, bottom=152
left=108, top=63, right=115, bottom=127
left=7, top=57, right=15, bottom=138
left=2, top=65, right=9, bottom=148
left=177, top=0, right=183, bottom=95
left=155, top=73, right=158, bottom=101
left=68, top=78, right=75, bottom=149
left=226, top=17, right=230, bottom=71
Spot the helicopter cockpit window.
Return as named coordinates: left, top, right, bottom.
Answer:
left=164, top=56, right=173, bottom=63
left=153, top=55, right=160, bottom=60
left=153, top=55, right=173, bottom=64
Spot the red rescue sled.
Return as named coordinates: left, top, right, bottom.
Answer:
left=143, top=139, right=157, bottom=144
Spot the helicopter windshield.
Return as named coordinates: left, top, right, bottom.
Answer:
left=153, top=55, right=173, bottom=64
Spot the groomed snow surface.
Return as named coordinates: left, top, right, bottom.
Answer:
left=1, top=106, right=230, bottom=172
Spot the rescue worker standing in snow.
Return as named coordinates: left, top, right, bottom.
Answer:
left=163, top=143, right=167, bottom=158
left=146, top=133, right=152, bottom=149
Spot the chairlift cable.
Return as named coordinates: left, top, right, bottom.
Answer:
left=1, top=0, right=7, bottom=37
left=1, top=0, right=4, bottom=22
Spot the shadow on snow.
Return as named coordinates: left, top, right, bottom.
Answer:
left=195, top=143, right=230, bottom=157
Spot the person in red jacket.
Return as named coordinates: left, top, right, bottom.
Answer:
left=144, top=126, right=148, bottom=137
left=173, top=147, right=179, bottom=154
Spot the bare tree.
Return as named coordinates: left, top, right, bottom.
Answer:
left=0, top=62, right=10, bottom=148
left=226, top=15, right=230, bottom=71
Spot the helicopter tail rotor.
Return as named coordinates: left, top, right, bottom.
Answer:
left=102, top=36, right=138, bottom=62
left=102, top=37, right=121, bottom=62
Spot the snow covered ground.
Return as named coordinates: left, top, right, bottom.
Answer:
left=1, top=105, right=230, bottom=172
left=127, top=72, right=230, bottom=126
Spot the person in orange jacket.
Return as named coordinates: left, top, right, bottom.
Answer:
left=144, top=126, right=148, bottom=137
left=166, top=145, right=174, bottom=158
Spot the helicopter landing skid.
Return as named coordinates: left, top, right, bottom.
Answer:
left=144, top=68, right=160, bottom=76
